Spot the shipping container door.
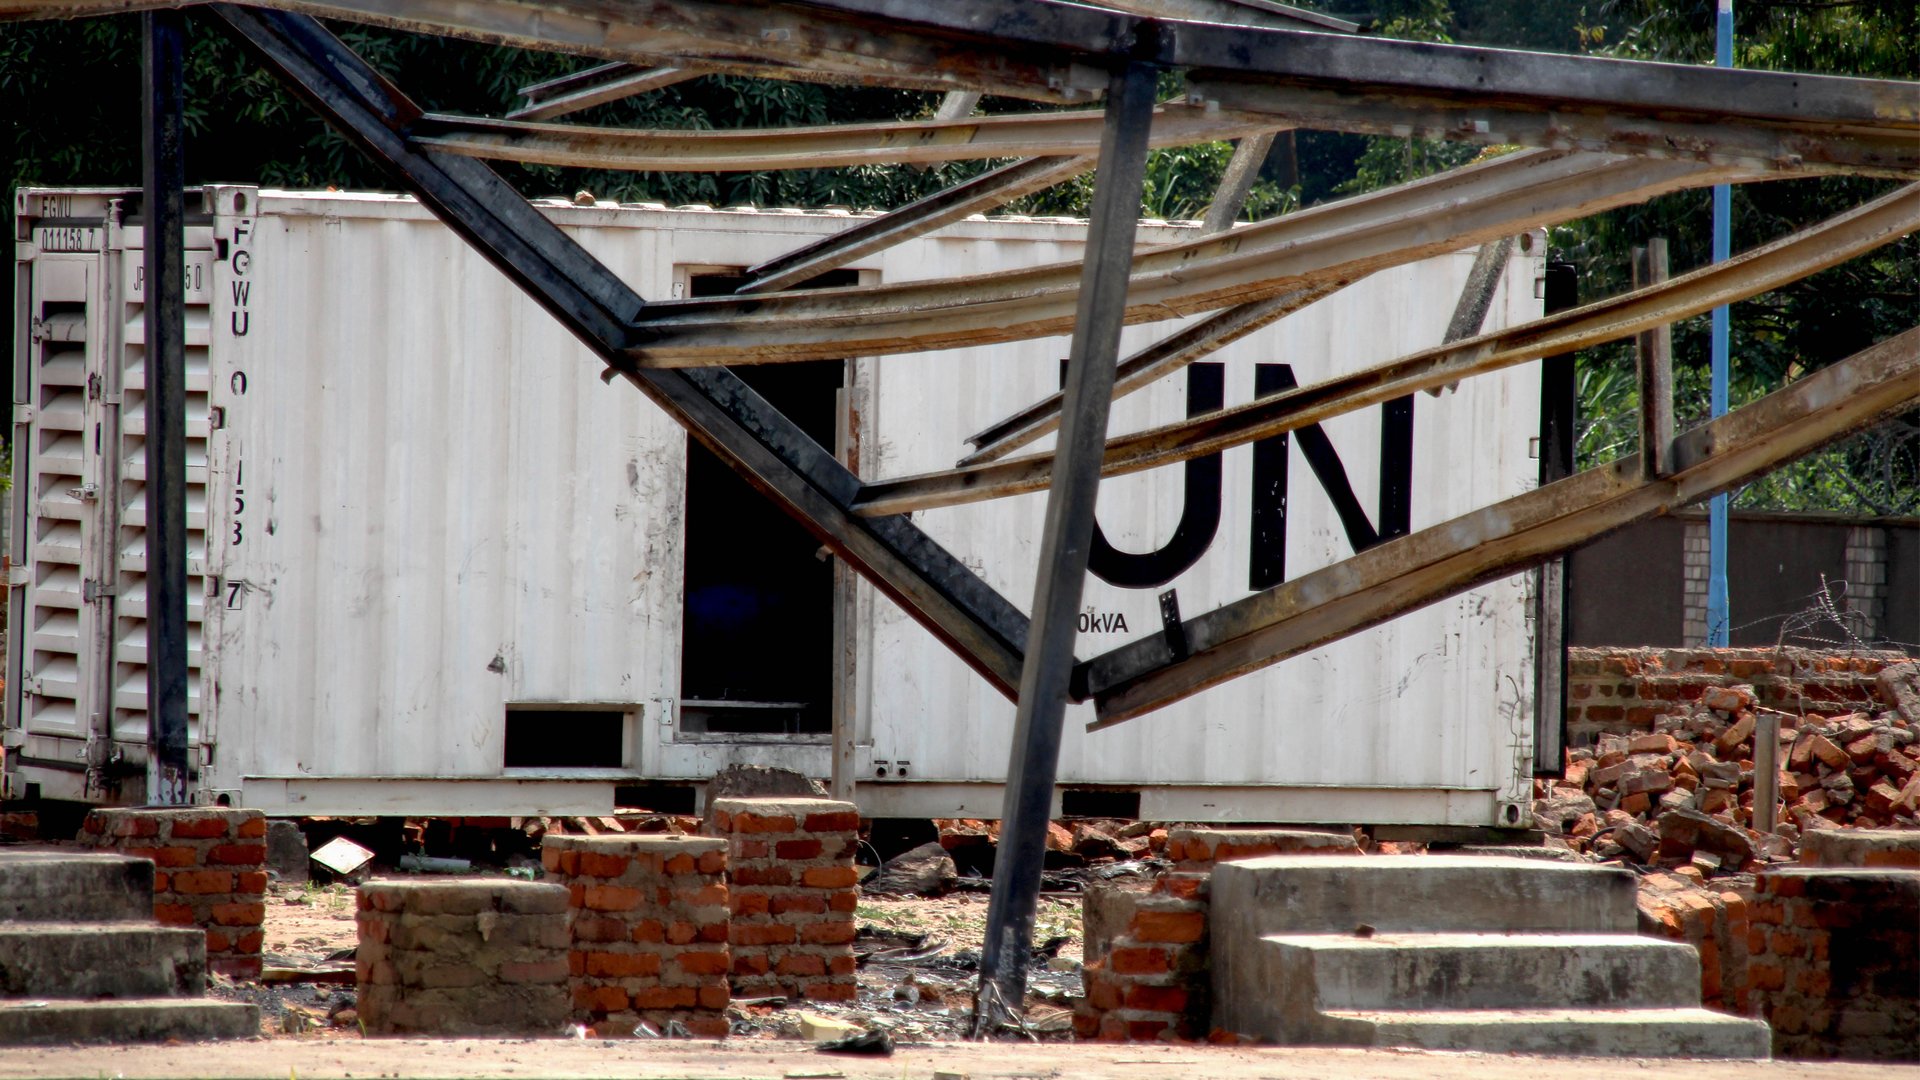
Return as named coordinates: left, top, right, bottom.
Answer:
left=109, top=226, right=215, bottom=761
left=9, top=244, right=108, bottom=782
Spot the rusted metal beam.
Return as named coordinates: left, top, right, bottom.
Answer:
left=625, top=151, right=1741, bottom=365
left=1089, top=0, right=1357, bottom=33
left=215, top=3, right=1037, bottom=700
left=1199, top=131, right=1275, bottom=234
left=413, top=103, right=1286, bottom=171
left=1635, top=238, right=1675, bottom=479
left=974, top=57, right=1158, bottom=1033
left=1081, top=324, right=1920, bottom=724
left=960, top=282, right=1339, bottom=465
left=17, top=1, right=1910, bottom=172
left=507, top=64, right=695, bottom=122
left=858, top=182, right=1920, bottom=515
left=737, top=156, right=1094, bottom=294
left=1185, top=80, right=1920, bottom=179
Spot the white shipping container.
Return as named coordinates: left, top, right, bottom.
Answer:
left=7, top=185, right=1544, bottom=825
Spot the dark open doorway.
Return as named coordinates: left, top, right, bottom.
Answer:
left=677, top=269, right=854, bottom=737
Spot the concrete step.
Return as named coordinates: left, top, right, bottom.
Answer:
left=0, top=998, right=258, bottom=1044
left=1210, top=855, right=1640, bottom=938
left=1266, top=932, right=1704, bottom=1011
left=0, top=923, right=206, bottom=998
left=0, top=852, right=153, bottom=923
left=1315, top=1006, right=1772, bottom=1058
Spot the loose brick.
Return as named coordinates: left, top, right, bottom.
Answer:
left=775, top=838, right=823, bottom=860
left=583, top=884, right=645, bottom=911
left=800, top=866, right=858, bottom=889
left=208, top=843, right=267, bottom=866
left=585, top=951, right=661, bottom=978
left=1130, top=909, right=1205, bottom=944
left=674, top=950, right=731, bottom=976
left=170, top=870, right=234, bottom=895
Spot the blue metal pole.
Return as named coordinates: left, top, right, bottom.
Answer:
left=1706, top=0, right=1733, bottom=646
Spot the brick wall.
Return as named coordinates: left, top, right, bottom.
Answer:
left=707, top=797, right=859, bottom=1002
left=355, top=879, right=572, bottom=1036
left=1748, top=867, right=1919, bottom=1061
left=1076, top=874, right=1210, bottom=1041
left=79, top=807, right=267, bottom=978
left=542, top=835, right=732, bottom=1036
left=1635, top=872, right=1752, bottom=1014
left=1566, top=647, right=1905, bottom=746
left=1077, top=829, right=1359, bottom=1042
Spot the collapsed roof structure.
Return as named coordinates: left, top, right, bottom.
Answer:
left=6, top=0, right=1916, bottom=1023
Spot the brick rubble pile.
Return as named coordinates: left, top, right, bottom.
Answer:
left=1538, top=671, right=1920, bottom=874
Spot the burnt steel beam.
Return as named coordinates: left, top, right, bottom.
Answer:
left=142, top=6, right=191, bottom=805
left=1082, top=325, right=1920, bottom=724
left=18, top=1, right=1911, bottom=167
left=507, top=63, right=695, bottom=122
left=974, top=58, right=1158, bottom=1032
left=960, top=282, right=1339, bottom=464
left=737, top=156, right=1093, bottom=294
left=1199, top=131, right=1276, bottom=234
left=624, top=150, right=1741, bottom=365
left=858, top=181, right=1920, bottom=515
left=1635, top=238, right=1675, bottom=479
left=1090, top=0, right=1357, bottom=34
left=1185, top=80, right=1920, bottom=179
left=413, top=103, right=1287, bottom=171
left=214, top=4, right=1035, bottom=697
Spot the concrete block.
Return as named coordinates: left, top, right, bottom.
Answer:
left=266, top=820, right=309, bottom=884
left=0, top=924, right=206, bottom=998
left=1317, top=1006, right=1771, bottom=1058
left=0, top=852, right=152, bottom=922
left=0, top=999, right=258, bottom=1045
left=1264, top=933, right=1702, bottom=1013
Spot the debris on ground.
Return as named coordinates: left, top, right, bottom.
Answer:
left=1533, top=691, right=1918, bottom=878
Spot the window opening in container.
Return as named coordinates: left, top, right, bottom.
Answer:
left=1061, top=788, right=1142, bottom=819
left=677, top=269, right=854, bottom=738
left=503, top=706, right=626, bottom=768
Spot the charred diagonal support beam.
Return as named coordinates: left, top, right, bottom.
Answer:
left=1089, top=0, right=1358, bottom=33
left=1184, top=79, right=1920, bottom=180
left=507, top=63, right=695, bottom=122
left=412, top=103, right=1286, bottom=172
left=1199, top=131, right=1275, bottom=234
left=20, top=1, right=1910, bottom=171
left=975, top=57, right=1158, bottom=1033
left=859, top=182, right=1920, bottom=515
left=214, top=3, right=1035, bottom=696
left=1080, top=325, right=1920, bottom=724
left=738, top=156, right=1093, bottom=294
left=625, top=150, right=1740, bottom=365
left=960, top=282, right=1338, bottom=464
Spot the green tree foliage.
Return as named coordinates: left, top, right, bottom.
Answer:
left=1559, top=0, right=1919, bottom=514
left=3, top=5, right=1912, bottom=512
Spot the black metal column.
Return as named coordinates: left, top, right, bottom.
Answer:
left=1532, top=260, right=1577, bottom=778
left=973, top=59, right=1157, bottom=1032
left=142, top=8, right=191, bottom=805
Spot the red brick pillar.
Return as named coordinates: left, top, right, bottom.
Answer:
left=708, top=797, right=858, bottom=1002
left=541, top=835, right=732, bottom=1036
left=79, top=807, right=267, bottom=978
left=356, top=879, right=572, bottom=1036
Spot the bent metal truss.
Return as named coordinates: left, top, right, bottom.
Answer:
left=8, top=0, right=1916, bottom=1023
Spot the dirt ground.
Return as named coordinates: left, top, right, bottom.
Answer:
left=218, top=879, right=1088, bottom=1039
left=10, top=878, right=1919, bottom=1078
left=5, top=1037, right=1916, bottom=1080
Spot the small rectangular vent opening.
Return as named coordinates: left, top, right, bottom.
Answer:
left=1061, top=788, right=1141, bottom=820
left=503, top=707, right=626, bottom=768
left=614, top=782, right=697, bottom=814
